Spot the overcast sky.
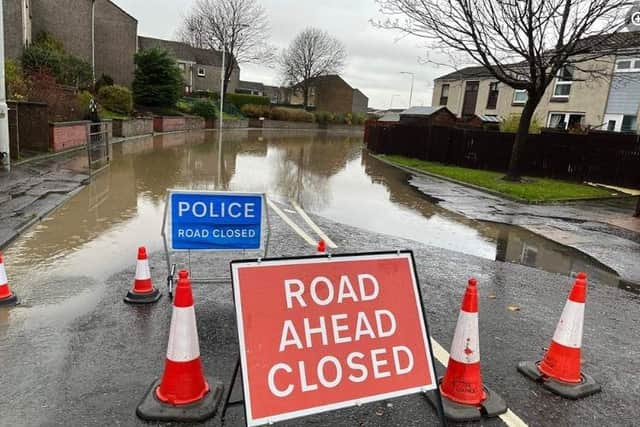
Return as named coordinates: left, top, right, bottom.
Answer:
left=112, top=0, right=456, bottom=109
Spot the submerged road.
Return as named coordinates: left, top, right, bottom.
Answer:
left=1, top=201, right=638, bottom=426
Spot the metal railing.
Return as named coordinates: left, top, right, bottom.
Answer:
left=87, top=122, right=111, bottom=175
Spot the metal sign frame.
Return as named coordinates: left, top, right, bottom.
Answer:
left=161, top=189, right=271, bottom=294
left=224, top=250, right=445, bottom=427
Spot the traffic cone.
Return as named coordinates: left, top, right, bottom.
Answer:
left=124, top=247, right=161, bottom=304
left=518, top=272, right=601, bottom=399
left=317, top=239, right=326, bottom=254
left=426, top=278, right=506, bottom=422
left=0, top=253, right=18, bottom=307
left=136, top=270, right=223, bottom=422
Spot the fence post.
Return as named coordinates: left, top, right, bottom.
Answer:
left=635, top=197, right=639, bottom=217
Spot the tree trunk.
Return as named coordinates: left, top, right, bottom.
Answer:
left=303, top=84, right=309, bottom=110
left=505, top=96, right=537, bottom=182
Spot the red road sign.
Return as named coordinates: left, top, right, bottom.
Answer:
left=231, top=252, right=438, bottom=426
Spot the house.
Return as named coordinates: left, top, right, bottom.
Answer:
left=431, top=32, right=640, bottom=133
left=288, top=75, right=369, bottom=114
left=236, top=80, right=265, bottom=96
left=3, top=0, right=138, bottom=86
left=138, top=36, right=240, bottom=95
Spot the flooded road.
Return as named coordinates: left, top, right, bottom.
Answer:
left=2, top=129, right=625, bottom=306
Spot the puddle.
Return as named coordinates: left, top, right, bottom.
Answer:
left=2, top=129, right=633, bottom=303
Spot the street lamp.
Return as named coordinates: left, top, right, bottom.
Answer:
left=400, top=71, right=415, bottom=108
left=389, top=94, right=400, bottom=109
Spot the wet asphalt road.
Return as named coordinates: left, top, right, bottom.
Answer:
left=1, top=203, right=639, bottom=426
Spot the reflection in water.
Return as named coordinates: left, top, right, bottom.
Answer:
left=2, top=129, right=632, bottom=306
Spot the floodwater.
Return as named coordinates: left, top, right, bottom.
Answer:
left=2, top=129, right=627, bottom=307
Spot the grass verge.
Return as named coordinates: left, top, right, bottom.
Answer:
left=380, top=155, right=614, bottom=202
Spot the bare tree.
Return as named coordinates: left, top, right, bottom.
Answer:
left=375, top=0, right=639, bottom=181
left=179, top=0, right=274, bottom=94
left=280, top=28, right=347, bottom=109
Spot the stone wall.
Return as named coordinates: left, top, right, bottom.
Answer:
left=112, top=118, right=154, bottom=138
left=184, top=116, right=206, bottom=131
left=153, top=117, right=186, bottom=133
left=208, top=119, right=250, bottom=129
left=49, top=121, right=90, bottom=152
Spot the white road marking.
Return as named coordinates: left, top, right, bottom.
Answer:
left=267, top=199, right=317, bottom=247
left=429, top=337, right=529, bottom=427
left=289, top=200, right=338, bottom=249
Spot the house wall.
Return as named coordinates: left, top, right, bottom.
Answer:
left=94, top=0, right=137, bottom=86
left=315, top=76, right=354, bottom=114
left=191, top=64, right=240, bottom=93
left=432, top=56, right=616, bottom=129
left=3, top=0, right=30, bottom=60
left=352, top=90, right=369, bottom=114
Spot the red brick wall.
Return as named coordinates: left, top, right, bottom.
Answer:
left=153, top=117, right=186, bottom=133
left=49, top=122, right=89, bottom=152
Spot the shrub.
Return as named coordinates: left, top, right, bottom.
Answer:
left=22, top=33, right=93, bottom=89
left=77, top=90, right=94, bottom=119
left=95, top=74, right=114, bottom=91
left=98, top=85, right=133, bottom=114
left=241, top=104, right=271, bottom=118
left=191, top=99, right=218, bottom=119
left=132, top=47, right=184, bottom=108
left=314, top=111, right=334, bottom=125
left=270, top=107, right=314, bottom=122
left=29, top=71, right=83, bottom=121
left=500, top=114, right=542, bottom=134
left=333, top=113, right=346, bottom=124
left=352, top=112, right=366, bottom=125
left=5, top=59, right=30, bottom=100
left=225, top=93, right=270, bottom=109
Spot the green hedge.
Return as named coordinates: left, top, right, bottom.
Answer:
left=98, top=85, right=133, bottom=114
left=225, top=93, right=270, bottom=109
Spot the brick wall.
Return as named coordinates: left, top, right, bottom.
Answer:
left=8, top=101, right=49, bottom=158
left=49, top=121, right=90, bottom=152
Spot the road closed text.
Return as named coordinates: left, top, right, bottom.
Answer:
left=268, top=274, right=414, bottom=397
left=232, top=254, right=437, bottom=425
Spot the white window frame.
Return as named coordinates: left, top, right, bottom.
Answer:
left=547, top=112, right=585, bottom=130
left=552, top=66, right=574, bottom=99
left=513, top=89, right=528, bottom=105
left=197, top=67, right=206, bottom=77
left=615, top=58, right=640, bottom=73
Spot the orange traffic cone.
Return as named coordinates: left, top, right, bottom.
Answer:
left=0, top=253, right=18, bottom=307
left=518, top=272, right=601, bottom=399
left=317, top=239, right=326, bottom=254
left=136, top=270, right=223, bottom=422
left=124, top=247, right=161, bottom=304
left=427, top=278, right=506, bottom=421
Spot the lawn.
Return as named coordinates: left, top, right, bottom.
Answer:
left=380, top=155, right=614, bottom=202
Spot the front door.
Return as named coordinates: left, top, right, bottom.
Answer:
left=462, top=81, right=479, bottom=118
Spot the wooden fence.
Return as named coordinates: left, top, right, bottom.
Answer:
left=365, top=122, right=640, bottom=189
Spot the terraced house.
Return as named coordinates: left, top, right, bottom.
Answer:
left=431, top=32, right=640, bottom=133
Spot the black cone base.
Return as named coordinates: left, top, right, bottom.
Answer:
left=136, top=378, right=224, bottom=422
left=0, top=293, right=18, bottom=307
left=426, top=377, right=507, bottom=422
left=518, top=361, right=601, bottom=399
left=124, top=288, right=162, bottom=304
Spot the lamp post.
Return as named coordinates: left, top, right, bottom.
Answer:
left=400, top=71, right=415, bottom=108
left=0, top=1, right=10, bottom=171
left=389, top=94, right=400, bottom=109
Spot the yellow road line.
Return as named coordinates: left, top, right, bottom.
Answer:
left=429, top=337, right=528, bottom=427
left=267, top=199, right=317, bottom=247
left=290, top=200, right=338, bottom=249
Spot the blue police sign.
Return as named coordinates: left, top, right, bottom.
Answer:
left=167, top=190, right=265, bottom=251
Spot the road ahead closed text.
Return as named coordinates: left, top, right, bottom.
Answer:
left=232, top=253, right=436, bottom=426
left=168, top=191, right=263, bottom=250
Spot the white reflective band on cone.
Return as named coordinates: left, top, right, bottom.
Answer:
left=552, top=300, right=584, bottom=348
left=0, top=264, right=7, bottom=286
left=449, top=311, right=480, bottom=364
left=166, top=306, right=201, bottom=362
left=135, top=259, right=151, bottom=280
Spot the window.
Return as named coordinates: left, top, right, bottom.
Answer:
left=552, top=65, right=574, bottom=99
left=621, top=115, right=638, bottom=132
left=615, top=58, right=640, bottom=72
left=439, top=84, right=449, bottom=106
left=197, top=67, right=206, bottom=77
left=486, top=82, right=499, bottom=109
left=607, top=120, right=616, bottom=131
left=513, top=89, right=528, bottom=104
left=547, top=112, right=585, bottom=130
